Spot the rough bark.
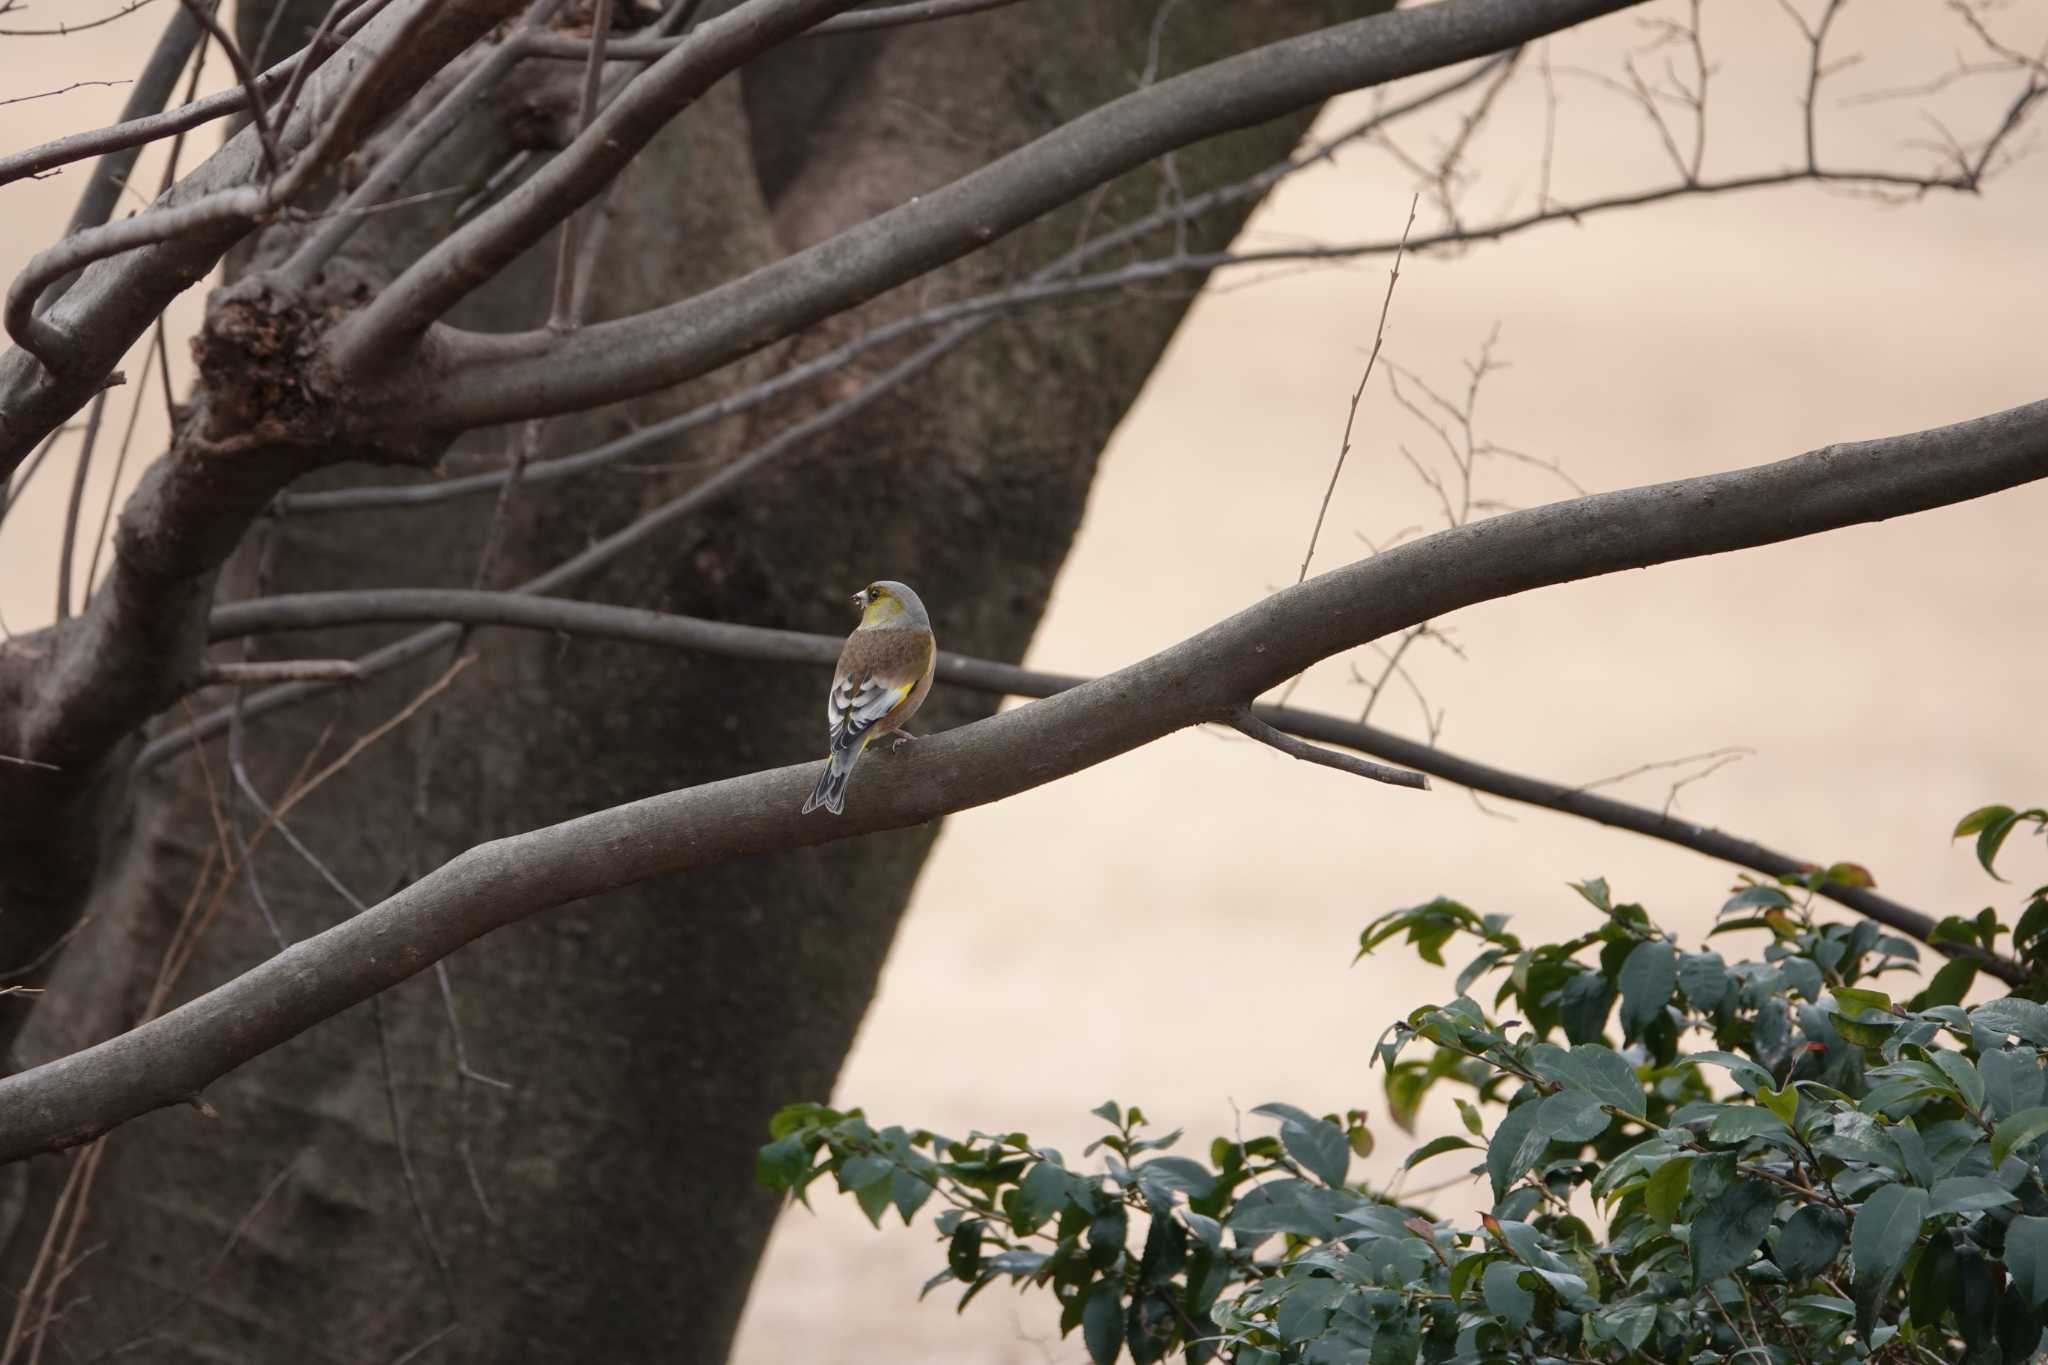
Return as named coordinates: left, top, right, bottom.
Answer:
left=1, top=2, right=1374, bottom=1360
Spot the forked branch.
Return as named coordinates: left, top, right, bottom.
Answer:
left=0, top=391, right=2041, bottom=1161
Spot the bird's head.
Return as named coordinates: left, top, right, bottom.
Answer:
left=854, top=580, right=929, bottom=629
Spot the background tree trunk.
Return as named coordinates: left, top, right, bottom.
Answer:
left=3, top=3, right=1373, bottom=1358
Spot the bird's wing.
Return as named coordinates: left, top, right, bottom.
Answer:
left=826, top=627, right=934, bottom=752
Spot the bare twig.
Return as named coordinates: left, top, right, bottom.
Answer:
left=0, top=0, right=376, bottom=189
left=0, top=81, right=133, bottom=110
left=83, top=337, right=168, bottom=600
left=1297, top=196, right=1416, bottom=585
left=0, top=0, right=159, bottom=36
left=386, top=1323, right=462, bottom=1365
left=196, top=659, right=363, bottom=686
left=54, top=391, right=110, bottom=623
left=1572, top=745, right=1754, bottom=796
left=1775, top=0, right=1847, bottom=172
left=1230, top=708, right=1429, bottom=790
left=280, top=0, right=562, bottom=287
left=551, top=0, right=617, bottom=329
left=175, top=0, right=282, bottom=178
left=94, top=1161, right=297, bottom=1360
left=270, top=656, right=476, bottom=826
left=371, top=996, right=455, bottom=1306
left=270, top=0, right=362, bottom=134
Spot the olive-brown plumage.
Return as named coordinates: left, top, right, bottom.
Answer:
left=801, top=581, right=937, bottom=815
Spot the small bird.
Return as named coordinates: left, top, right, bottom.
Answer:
left=801, top=580, right=937, bottom=816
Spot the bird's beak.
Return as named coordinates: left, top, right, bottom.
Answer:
left=851, top=591, right=866, bottom=609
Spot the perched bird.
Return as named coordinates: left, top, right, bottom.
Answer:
left=801, top=580, right=937, bottom=816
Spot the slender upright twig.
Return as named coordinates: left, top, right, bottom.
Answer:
left=53, top=391, right=109, bottom=622
left=550, top=0, right=616, bottom=329
left=1296, top=196, right=1417, bottom=585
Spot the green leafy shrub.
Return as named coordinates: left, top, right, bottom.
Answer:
left=760, top=805, right=2048, bottom=1363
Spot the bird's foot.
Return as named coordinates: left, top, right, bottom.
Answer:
left=887, top=730, right=920, bottom=752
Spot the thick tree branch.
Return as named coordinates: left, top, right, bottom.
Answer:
left=341, top=0, right=1647, bottom=427
left=201, top=586, right=2022, bottom=979
left=132, top=318, right=981, bottom=769
left=41, top=5, right=207, bottom=308
left=0, top=5, right=353, bottom=190
left=0, top=393, right=2041, bottom=1161
left=326, top=0, right=870, bottom=371
left=0, top=0, right=525, bottom=474
left=280, top=54, right=1517, bottom=515
left=518, top=0, right=1035, bottom=47
left=4, top=0, right=489, bottom=364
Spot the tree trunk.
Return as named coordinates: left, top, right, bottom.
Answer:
left=3, top=3, right=1373, bottom=1358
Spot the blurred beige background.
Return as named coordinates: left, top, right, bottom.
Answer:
left=4, top=5, right=2046, bottom=1363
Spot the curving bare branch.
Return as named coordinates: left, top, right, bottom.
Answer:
left=196, top=587, right=2018, bottom=981
left=0, top=0, right=524, bottom=472
left=325, top=0, right=873, bottom=370
left=0, top=391, right=2041, bottom=1162
left=335, top=0, right=1647, bottom=423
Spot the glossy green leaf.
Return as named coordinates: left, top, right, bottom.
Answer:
left=1535, top=1091, right=1609, bottom=1144
left=1487, top=1102, right=1548, bottom=1205
left=1687, top=1049, right=1776, bottom=1093
left=1557, top=971, right=1615, bottom=1045
left=1678, top=950, right=1729, bottom=1011
left=1833, top=986, right=1893, bottom=1015
left=1975, top=998, right=2048, bottom=1046
left=1273, top=1278, right=1343, bottom=1344
left=1981, top=1048, right=2047, bottom=1120
left=1973, top=808, right=2043, bottom=880
left=1253, top=1103, right=1352, bottom=1189
left=1456, top=1098, right=1485, bottom=1136
left=1932, top=1052, right=1988, bottom=1114
left=1911, top=958, right=1978, bottom=1010
left=837, top=1154, right=895, bottom=1192
left=1955, top=805, right=2015, bottom=839
left=1369, top=1313, right=1421, bottom=1365
left=1482, top=1261, right=1534, bottom=1330
left=756, top=1132, right=811, bottom=1191
left=2006, top=1215, right=2048, bottom=1307
left=1644, top=1156, right=1691, bottom=1227
left=1706, top=1106, right=1792, bottom=1144
left=1087, top=1204, right=1126, bottom=1268
left=947, top=1217, right=985, bottom=1283
left=1758, top=1082, right=1799, bottom=1127
left=1991, top=1106, right=2048, bottom=1167
left=1776, top=1205, right=1847, bottom=1281
left=1618, top=941, right=1678, bottom=1041
left=1593, top=1300, right=1657, bottom=1351
left=1722, top=884, right=1795, bottom=912
left=1927, top=1176, right=2018, bottom=1217
left=1909, top=1231, right=1958, bottom=1329
left=1852, top=1183, right=1928, bottom=1287
left=1082, top=1279, right=1123, bottom=1365
left=1691, top=1178, right=1776, bottom=1286
left=1527, top=1042, right=1644, bottom=1118
left=1402, top=1134, right=1478, bottom=1172
left=1852, top=1183, right=1927, bottom=1342
left=1571, top=878, right=1612, bottom=912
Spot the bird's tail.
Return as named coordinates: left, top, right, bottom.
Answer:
left=800, top=734, right=872, bottom=815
